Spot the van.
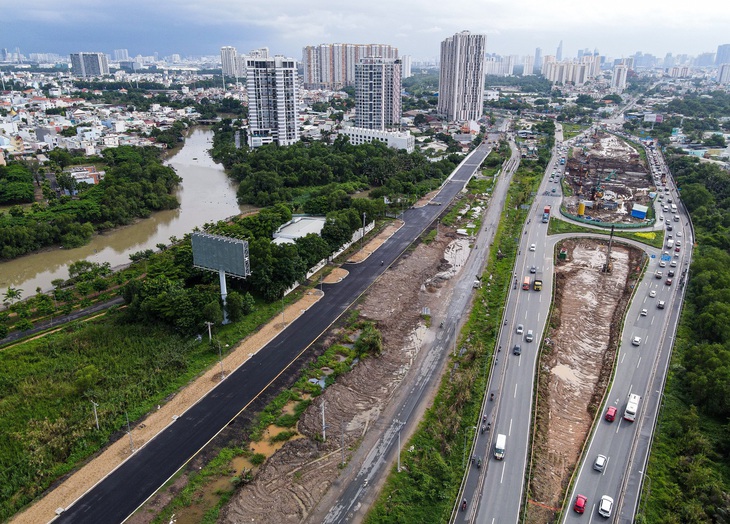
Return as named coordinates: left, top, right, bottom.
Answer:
left=525, top=330, right=534, bottom=342
left=494, top=433, right=506, bottom=460
left=624, top=393, right=641, bottom=422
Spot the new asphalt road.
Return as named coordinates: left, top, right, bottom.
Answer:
left=54, top=143, right=494, bottom=524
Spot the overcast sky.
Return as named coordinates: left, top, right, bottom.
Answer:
left=3, top=0, right=729, bottom=61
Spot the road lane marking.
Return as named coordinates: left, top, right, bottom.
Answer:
left=637, top=357, right=642, bottom=368
left=500, top=462, right=506, bottom=483
left=508, top=419, right=513, bottom=436
left=514, top=383, right=518, bottom=397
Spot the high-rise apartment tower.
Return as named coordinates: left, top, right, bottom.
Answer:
left=355, top=57, right=402, bottom=130
left=70, top=52, right=109, bottom=77
left=437, top=31, right=486, bottom=121
left=245, top=55, right=300, bottom=148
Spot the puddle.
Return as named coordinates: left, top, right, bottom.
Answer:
left=250, top=425, right=301, bottom=456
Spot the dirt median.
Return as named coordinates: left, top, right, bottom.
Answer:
left=526, top=239, right=643, bottom=523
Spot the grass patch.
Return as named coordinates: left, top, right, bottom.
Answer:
left=270, top=430, right=298, bottom=444
left=561, top=123, right=588, bottom=140
left=547, top=217, right=664, bottom=249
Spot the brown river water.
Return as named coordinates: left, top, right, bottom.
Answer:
left=0, top=127, right=248, bottom=293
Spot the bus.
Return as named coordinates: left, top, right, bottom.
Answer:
left=522, top=276, right=531, bottom=290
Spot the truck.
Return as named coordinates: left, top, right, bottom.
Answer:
left=522, top=276, right=531, bottom=290
left=666, top=239, right=674, bottom=249
left=494, top=433, right=506, bottom=460
left=670, top=203, right=678, bottom=213
left=533, top=272, right=543, bottom=291
left=542, top=205, right=551, bottom=223
left=624, top=393, right=641, bottom=422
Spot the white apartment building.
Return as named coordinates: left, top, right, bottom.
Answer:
left=401, top=55, right=412, bottom=78
left=246, top=55, right=300, bottom=148
left=612, top=64, right=628, bottom=92
left=355, top=57, right=402, bottom=130
left=302, top=43, right=399, bottom=89
left=220, top=46, right=238, bottom=77
left=70, top=53, right=109, bottom=77
left=438, top=31, right=487, bottom=122
left=523, top=55, right=534, bottom=76
left=340, top=127, right=414, bottom=153
left=718, top=64, right=730, bottom=85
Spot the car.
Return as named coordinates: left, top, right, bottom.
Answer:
left=530, top=266, right=537, bottom=274
left=632, top=336, right=642, bottom=346
left=641, top=308, right=648, bottom=316
left=668, top=270, right=675, bottom=277
left=598, top=495, right=614, bottom=517
left=649, top=290, right=657, bottom=297
left=574, top=494, right=588, bottom=514
left=666, top=278, right=673, bottom=286
left=513, top=344, right=522, bottom=355
left=517, top=324, right=524, bottom=334
left=676, top=231, right=683, bottom=237
left=659, top=215, right=664, bottom=221
left=658, top=300, right=666, bottom=309
left=551, top=188, right=557, bottom=193
left=525, top=330, right=534, bottom=342
left=667, top=224, right=673, bottom=231
left=675, top=246, right=681, bottom=252
left=655, top=270, right=663, bottom=279
left=605, top=405, right=617, bottom=422
left=594, top=454, right=607, bottom=472
left=670, top=260, right=677, bottom=267
left=530, top=243, right=536, bottom=251
left=659, top=261, right=667, bottom=268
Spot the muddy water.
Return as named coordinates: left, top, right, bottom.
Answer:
left=0, top=128, right=249, bottom=293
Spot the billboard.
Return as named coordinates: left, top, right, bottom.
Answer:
left=191, top=232, right=250, bottom=278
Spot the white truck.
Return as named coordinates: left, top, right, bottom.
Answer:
left=624, top=393, right=641, bottom=422
left=494, top=433, right=506, bottom=460
left=666, top=239, right=674, bottom=249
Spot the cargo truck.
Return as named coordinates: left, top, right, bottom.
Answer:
left=542, top=205, right=551, bottom=223
left=533, top=272, right=543, bottom=291
left=494, top=433, right=506, bottom=460
left=522, top=276, right=531, bottom=290
left=624, top=393, right=641, bottom=422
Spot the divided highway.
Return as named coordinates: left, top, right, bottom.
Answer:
left=53, top=143, right=495, bottom=524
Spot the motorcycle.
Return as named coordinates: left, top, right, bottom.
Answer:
left=439, top=321, right=444, bottom=329
left=490, top=393, right=495, bottom=401
left=481, top=424, right=486, bottom=434
left=461, top=499, right=468, bottom=511
left=477, top=457, right=482, bottom=469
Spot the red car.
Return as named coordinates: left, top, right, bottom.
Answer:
left=605, top=406, right=617, bottom=422
left=675, top=246, right=680, bottom=252
left=574, top=494, right=588, bottom=513
left=666, top=278, right=673, bottom=286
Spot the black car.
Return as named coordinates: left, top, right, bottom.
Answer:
left=513, top=344, right=522, bottom=355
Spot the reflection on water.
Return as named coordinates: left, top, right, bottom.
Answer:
left=0, top=128, right=248, bottom=292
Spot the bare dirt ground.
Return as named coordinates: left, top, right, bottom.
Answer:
left=525, top=239, right=643, bottom=523
left=220, top=227, right=470, bottom=524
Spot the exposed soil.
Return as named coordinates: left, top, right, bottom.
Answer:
left=220, top=227, right=469, bottom=524
left=525, top=239, right=643, bottom=523
left=563, top=131, right=654, bottom=224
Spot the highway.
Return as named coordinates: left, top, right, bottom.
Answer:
left=320, top=136, right=520, bottom=524
left=53, top=142, right=495, bottom=524
left=563, top=143, right=692, bottom=523
left=460, top=127, right=567, bottom=524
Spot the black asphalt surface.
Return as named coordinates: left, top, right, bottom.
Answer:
left=54, top=143, right=492, bottom=524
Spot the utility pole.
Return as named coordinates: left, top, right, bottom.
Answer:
left=125, top=411, right=135, bottom=453
left=205, top=321, right=213, bottom=342
left=91, top=400, right=99, bottom=430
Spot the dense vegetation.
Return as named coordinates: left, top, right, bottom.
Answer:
left=0, top=163, right=35, bottom=204
left=210, top=120, right=462, bottom=208
left=641, top=154, right=730, bottom=523
left=0, top=146, right=180, bottom=259
left=660, top=90, right=730, bottom=119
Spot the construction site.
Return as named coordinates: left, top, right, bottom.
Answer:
left=562, top=131, right=657, bottom=225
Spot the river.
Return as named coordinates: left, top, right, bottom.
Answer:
left=0, top=127, right=248, bottom=293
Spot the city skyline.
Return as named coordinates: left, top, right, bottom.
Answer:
left=3, top=0, right=730, bottom=62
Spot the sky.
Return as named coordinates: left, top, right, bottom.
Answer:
left=3, top=0, right=730, bottom=62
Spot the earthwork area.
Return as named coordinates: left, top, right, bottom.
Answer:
left=525, top=239, right=644, bottom=523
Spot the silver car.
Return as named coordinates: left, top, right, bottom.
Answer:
left=593, top=454, right=607, bottom=472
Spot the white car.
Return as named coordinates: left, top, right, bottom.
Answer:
left=670, top=260, right=677, bottom=267
left=632, top=336, right=642, bottom=346
left=593, top=454, right=607, bottom=472
left=676, top=231, right=683, bottom=237
left=598, top=495, right=614, bottom=517
left=529, top=244, right=536, bottom=251
left=649, top=290, right=657, bottom=298
left=641, top=308, right=648, bottom=316
left=517, top=324, right=524, bottom=335
left=659, top=261, right=667, bottom=268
